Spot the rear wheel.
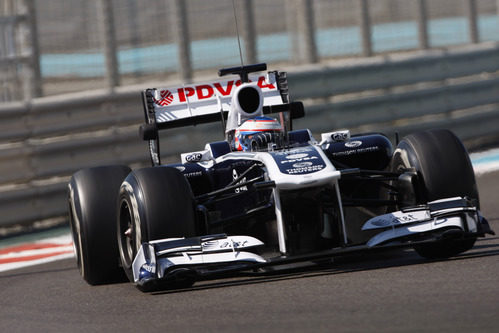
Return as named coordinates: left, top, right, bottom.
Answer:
left=392, top=129, right=478, bottom=258
left=117, top=167, right=197, bottom=283
left=68, top=165, right=131, bottom=285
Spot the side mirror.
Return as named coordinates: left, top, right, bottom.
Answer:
left=319, top=130, right=350, bottom=145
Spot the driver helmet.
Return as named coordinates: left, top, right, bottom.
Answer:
left=233, top=116, right=283, bottom=151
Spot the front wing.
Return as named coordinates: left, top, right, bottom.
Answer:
left=132, top=197, right=493, bottom=291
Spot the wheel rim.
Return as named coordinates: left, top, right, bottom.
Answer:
left=68, top=201, right=82, bottom=273
left=68, top=185, right=86, bottom=278
left=119, top=199, right=140, bottom=269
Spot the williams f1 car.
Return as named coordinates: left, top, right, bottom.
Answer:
left=68, top=63, right=494, bottom=291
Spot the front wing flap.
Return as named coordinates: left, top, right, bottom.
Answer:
left=362, top=197, right=494, bottom=247
left=132, top=234, right=267, bottom=288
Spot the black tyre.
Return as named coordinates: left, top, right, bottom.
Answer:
left=392, top=129, right=478, bottom=258
left=117, top=167, right=197, bottom=282
left=68, top=165, right=131, bottom=285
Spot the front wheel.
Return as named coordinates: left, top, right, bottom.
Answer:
left=392, top=129, right=478, bottom=259
left=117, top=167, right=197, bottom=283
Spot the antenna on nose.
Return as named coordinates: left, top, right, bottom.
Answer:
left=225, top=0, right=267, bottom=82
left=232, top=0, right=244, bottom=67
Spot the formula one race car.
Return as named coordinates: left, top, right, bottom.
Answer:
left=68, top=63, right=494, bottom=291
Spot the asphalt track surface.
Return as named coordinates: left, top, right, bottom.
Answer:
left=1, top=172, right=498, bottom=332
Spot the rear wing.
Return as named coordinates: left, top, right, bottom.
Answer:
left=141, top=71, right=290, bottom=129
left=139, top=65, right=304, bottom=165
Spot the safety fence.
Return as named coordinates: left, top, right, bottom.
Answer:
left=1, top=0, right=499, bottom=102
left=0, top=42, right=498, bottom=228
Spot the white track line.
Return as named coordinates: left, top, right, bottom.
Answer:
left=0, top=234, right=74, bottom=272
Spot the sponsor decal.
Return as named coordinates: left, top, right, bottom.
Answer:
left=286, top=153, right=309, bottom=160
left=149, top=141, right=160, bottom=165
left=186, top=153, right=203, bottom=162
left=202, top=239, right=251, bottom=250
left=202, top=240, right=219, bottom=250
left=174, top=76, right=276, bottom=103
left=332, top=145, right=380, bottom=157
left=141, top=263, right=156, bottom=274
left=152, top=152, right=160, bottom=165
left=175, top=166, right=186, bottom=172
left=345, top=140, right=362, bottom=148
left=274, top=147, right=314, bottom=157
left=233, top=169, right=248, bottom=193
left=395, top=214, right=419, bottom=223
left=285, top=164, right=325, bottom=175
left=371, top=213, right=421, bottom=228
left=272, top=147, right=326, bottom=175
left=154, top=89, right=174, bottom=106
left=220, top=240, right=249, bottom=248
left=184, top=171, right=202, bottom=178
left=281, top=155, right=318, bottom=164
left=292, top=162, right=313, bottom=168
left=434, top=217, right=448, bottom=225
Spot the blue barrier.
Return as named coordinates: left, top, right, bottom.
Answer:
left=40, top=15, right=499, bottom=78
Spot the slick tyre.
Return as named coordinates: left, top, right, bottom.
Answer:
left=68, top=165, right=131, bottom=285
left=392, top=129, right=478, bottom=259
left=117, top=167, right=197, bottom=283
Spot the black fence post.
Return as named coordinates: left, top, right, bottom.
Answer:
left=416, top=0, right=429, bottom=49
left=358, top=0, right=372, bottom=57
left=171, top=0, right=192, bottom=82
left=465, top=0, right=479, bottom=44
left=240, top=0, right=257, bottom=65
left=98, top=0, right=120, bottom=90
